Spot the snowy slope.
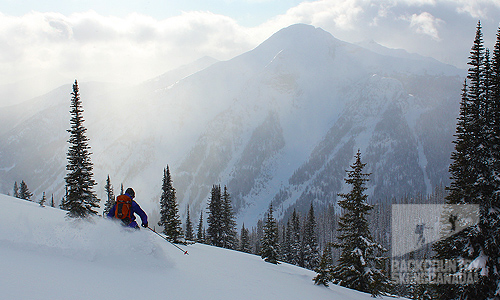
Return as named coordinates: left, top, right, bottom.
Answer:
left=0, top=193, right=395, bottom=300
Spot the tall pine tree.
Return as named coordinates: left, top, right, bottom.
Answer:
left=260, top=202, right=280, bottom=264
left=302, top=203, right=320, bottom=270
left=433, top=22, right=500, bottom=300
left=331, top=150, right=389, bottom=297
left=185, top=205, right=194, bottom=241
left=158, top=166, right=183, bottom=242
left=39, top=192, right=47, bottom=207
left=282, top=219, right=293, bottom=264
left=222, top=186, right=237, bottom=249
left=103, top=175, right=115, bottom=217
left=19, top=180, right=32, bottom=201
left=13, top=181, right=19, bottom=198
left=492, top=27, right=500, bottom=192
left=240, top=223, right=251, bottom=253
left=196, top=211, right=205, bottom=243
left=313, top=244, right=334, bottom=287
left=62, top=80, right=99, bottom=218
left=207, top=185, right=224, bottom=247
left=290, top=209, right=303, bottom=267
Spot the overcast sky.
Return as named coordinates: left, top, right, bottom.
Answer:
left=1, top=0, right=499, bottom=104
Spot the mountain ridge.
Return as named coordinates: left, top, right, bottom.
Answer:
left=0, top=24, right=463, bottom=227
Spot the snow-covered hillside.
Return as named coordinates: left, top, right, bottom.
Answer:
left=0, top=193, right=393, bottom=300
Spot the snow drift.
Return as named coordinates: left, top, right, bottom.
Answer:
left=0, top=193, right=398, bottom=300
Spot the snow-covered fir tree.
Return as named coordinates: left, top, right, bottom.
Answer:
left=103, top=175, right=115, bottom=217
left=331, top=150, right=389, bottom=297
left=50, top=194, right=55, bottom=208
left=282, top=219, right=293, bottom=263
left=39, top=192, right=46, bottom=207
left=433, top=22, right=500, bottom=300
left=252, top=219, right=264, bottom=254
left=206, top=185, right=220, bottom=244
left=290, top=209, right=303, bottom=267
left=184, top=205, right=194, bottom=241
left=492, top=27, right=500, bottom=200
left=207, top=185, right=225, bottom=247
left=203, top=185, right=238, bottom=248
left=302, top=203, right=320, bottom=270
left=19, top=180, right=32, bottom=201
left=240, top=223, right=251, bottom=253
left=313, top=244, right=334, bottom=287
left=260, top=202, right=280, bottom=264
left=13, top=181, right=19, bottom=198
left=62, top=80, right=99, bottom=218
left=196, top=211, right=205, bottom=243
left=222, top=186, right=237, bottom=249
left=158, top=166, right=183, bottom=242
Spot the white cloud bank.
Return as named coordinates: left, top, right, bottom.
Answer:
left=1, top=0, right=499, bottom=104
left=0, top=11, right=255, bottom=86
left=404, top=12, right=443, bottom=40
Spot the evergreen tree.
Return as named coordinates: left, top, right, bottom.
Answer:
left=60, top=186, right=68, bottom=210
left=19, top=180, right=32, bottom=201
left=50, top=194, right=55, bottom=208
left=492, top=27, right=500, bottom=190
left=63, top=80, right=99, bottom=218
left=331, top=150, right=389, bottom=297
left=302, top=203, right=320, bottom=270
left=433, top=22, right=500, bottom=300
left=252, top=219, right=264, bottom=255
left=260, top=202, right=280, bottom=264
left=13, top=181, right=19, bottom=198
left=196, top=211, right=205, bottom=243
left=103, top=175, right=115, bottom=216
left=222, top=186, right=237, bottom=249
left=282, top=219, right=293, bottom=263
left=39, top=192, right=47, bottom=207
left=290, top=209, right=303, bottom=267
left=240, top=223, right=251, bottom=253
left=158, top=166, right=183, bottom=242
left=185, top=205, right=194, bottom=241
left=207, top=185, right=224, bottom=247
left=313, top=244, right=334, bottom=286
left=492, top=29, right=500, bottom=294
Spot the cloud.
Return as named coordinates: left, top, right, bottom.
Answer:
left=261, top=0, right=500, bottom=67
left=269, top=0, right=364, bottom=30
left=404, top=12, right=443, bottom=40
left=0, top=10, right=258, bottom=100
left=452, top=0, right=500, bottom=19
left=1, top=0, right=500, bottom=105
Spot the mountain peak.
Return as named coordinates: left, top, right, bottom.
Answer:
left=262, top=23, right=341, bottom=50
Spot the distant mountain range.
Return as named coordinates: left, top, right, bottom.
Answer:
left=0, top=24, right=465, bottom=226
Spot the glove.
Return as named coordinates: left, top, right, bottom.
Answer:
left=142, top=222, right=148, bottom=228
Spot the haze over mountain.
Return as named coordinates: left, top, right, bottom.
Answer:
left=0, top=24, right=464, bottom=226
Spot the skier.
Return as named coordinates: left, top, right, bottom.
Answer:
left=107, top=187, right=148, bottom=229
